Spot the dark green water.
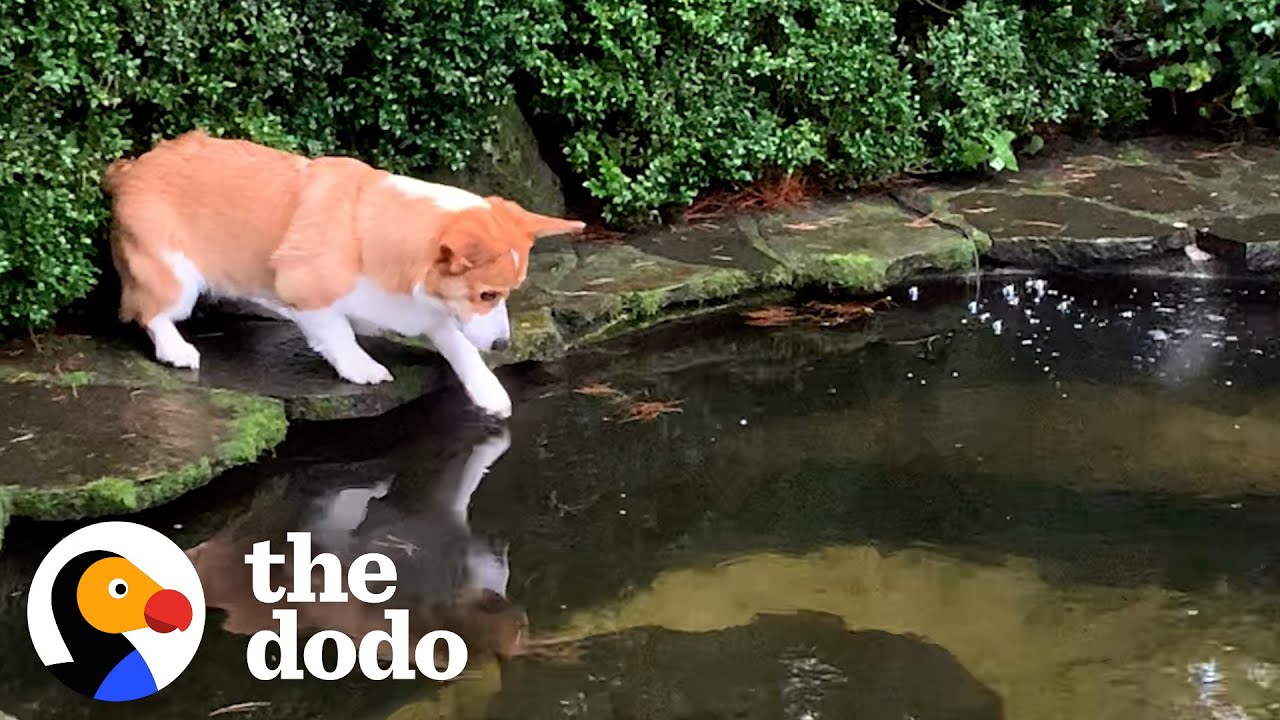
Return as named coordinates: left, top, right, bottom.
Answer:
left=3, top=272, right=1280, bottom=720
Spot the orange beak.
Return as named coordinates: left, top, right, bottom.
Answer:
left=144, top=588, right=192, bottom=633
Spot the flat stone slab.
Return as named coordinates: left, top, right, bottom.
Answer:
left=513, top=195, right=980, bottom=342
left=0, top=324, right=450, bottom=422
left=895, top=136, right=1280, bottom=270
left=0, top=380, right=284, bottom=521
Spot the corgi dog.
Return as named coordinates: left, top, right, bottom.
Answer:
left=102, top=130, right=584, bottom=419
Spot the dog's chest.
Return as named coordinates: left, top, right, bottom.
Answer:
left=333, top=277, right=447, bottom=337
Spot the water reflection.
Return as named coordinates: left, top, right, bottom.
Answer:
left=187, top=419, right=529, bottom=666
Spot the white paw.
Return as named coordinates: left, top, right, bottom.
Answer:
left=468, top=375, right=512, bottom=419
left=156, top=340, right=200, bottom=370
left=336, top=356, right=394, bottom=385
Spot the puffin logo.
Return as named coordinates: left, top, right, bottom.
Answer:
left=26, top=521, right=205, bottom=702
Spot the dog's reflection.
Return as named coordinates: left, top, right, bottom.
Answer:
left=186, top=423, right=528, bottom=666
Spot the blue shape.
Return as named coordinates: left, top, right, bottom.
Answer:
left=94, top=650, right=158, bottom=702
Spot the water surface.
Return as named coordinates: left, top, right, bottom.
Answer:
left=3, top=272, right=1280, bottom=720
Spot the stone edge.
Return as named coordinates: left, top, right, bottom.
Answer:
left=0, top=384, right=288, bottom=526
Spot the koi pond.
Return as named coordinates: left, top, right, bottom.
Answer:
left=2, top=271, right=1280, bottom=720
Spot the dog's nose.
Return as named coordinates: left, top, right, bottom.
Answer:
left=490, top=337, right=510, bottom=352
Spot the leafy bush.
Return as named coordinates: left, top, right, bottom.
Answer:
left=1, top=0, right=1276, bottom=331
left=521, top=0, right=921, bottom=225
left=915, top=0, right=1144, bottom=172
left=1136, top=0, right=1280, bottom=119
left=0, top=0, right=529, bottom=332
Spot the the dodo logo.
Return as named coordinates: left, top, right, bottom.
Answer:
left=26, top=521, right=205, bottom=702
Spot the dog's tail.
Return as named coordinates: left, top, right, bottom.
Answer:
left=102, top=157, right=134, bottom=196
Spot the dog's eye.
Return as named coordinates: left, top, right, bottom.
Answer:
left=480, top=291, right=500, bottom=303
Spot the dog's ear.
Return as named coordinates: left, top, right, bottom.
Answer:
left=486, top=197, right=586, bottom=240
left=436, top=232, right=507, bottom=276
left=436, top=236, right=476, bottom=275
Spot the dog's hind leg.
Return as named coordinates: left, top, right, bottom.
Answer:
left=112, top=232, right=205, bottom=370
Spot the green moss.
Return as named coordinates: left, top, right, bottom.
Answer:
left=288, top=394, right=360, bottom=422
left=8, top=390, right=287, bottom=521
left=769, top=253, right=889, bottom=292
left=683, top=268, right=757, bottom=300
left=61, top=370, right=94, bottom=387
left=619, top=288, right=669, bottom=320
left=1113, top=144, right=1155, bottom=165
left=208, top=389, right=289, bottom=464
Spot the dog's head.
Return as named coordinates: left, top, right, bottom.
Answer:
left=406, top=194, right=583, bottom=351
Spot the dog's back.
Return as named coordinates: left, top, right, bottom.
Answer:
left=105, top=130, right=316, bottom=323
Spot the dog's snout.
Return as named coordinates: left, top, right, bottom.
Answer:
left=490, top=337, right=510, bottom=352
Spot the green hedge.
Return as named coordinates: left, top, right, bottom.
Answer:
left=1, top=0, right=1277, bottom=332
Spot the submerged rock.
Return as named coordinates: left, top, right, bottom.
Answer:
left=541, top=546, right=1280, bottom=720
left=482, top=611, right=1002, bottom=720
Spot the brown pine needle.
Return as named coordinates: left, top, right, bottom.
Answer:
left=574, top=383, right=628, bottom=399
left=619, top=399, right=684, bottom=423
left=906, top=214, right=937, bottom=228
left=741, top=297, right=892, bottom=329
left=210, top=702, right=271, bottom=717
left=742, top=306, right=801, bottom=327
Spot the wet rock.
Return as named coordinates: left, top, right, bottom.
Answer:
left=752, top=196, right=983, bottom=288
left=0, top=325, right=449, bottom=422
left=947, top=191, right=1191, bottom=267
left=514, top=198, right=979, bottom=344
left=0, top=381, right=284, bottom=523
left=896, top=137, right=1280, bottom=272
left=1198, top=213, right=1280, bottom=271
left=485, top=612, right=1002, bottom=720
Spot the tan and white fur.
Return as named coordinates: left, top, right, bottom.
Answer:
left=102, top=130, right=584, bottom=419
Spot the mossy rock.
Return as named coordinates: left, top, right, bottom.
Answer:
left=512, top=197, right=980, bottom=345
left=894, top=136, right=1280, bottom=271
left=0, top=323, right=451, bottom=422
left=424, top=98, right=567, bottom=217
left=0, top=381, right=286, bottom=522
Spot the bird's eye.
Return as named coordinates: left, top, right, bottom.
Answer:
left=480, top=291, right=500, bottom=303
left=109, top=579, right=128, bottom=599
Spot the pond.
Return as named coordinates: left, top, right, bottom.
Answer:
left=3, top=271, right=1280, bottom=720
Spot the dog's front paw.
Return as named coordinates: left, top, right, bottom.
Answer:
left=336, top=357, right=394, bottom=385
left=468, top=375, right=512, bottom=420
left=155, top=340, right=201, bottom=370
